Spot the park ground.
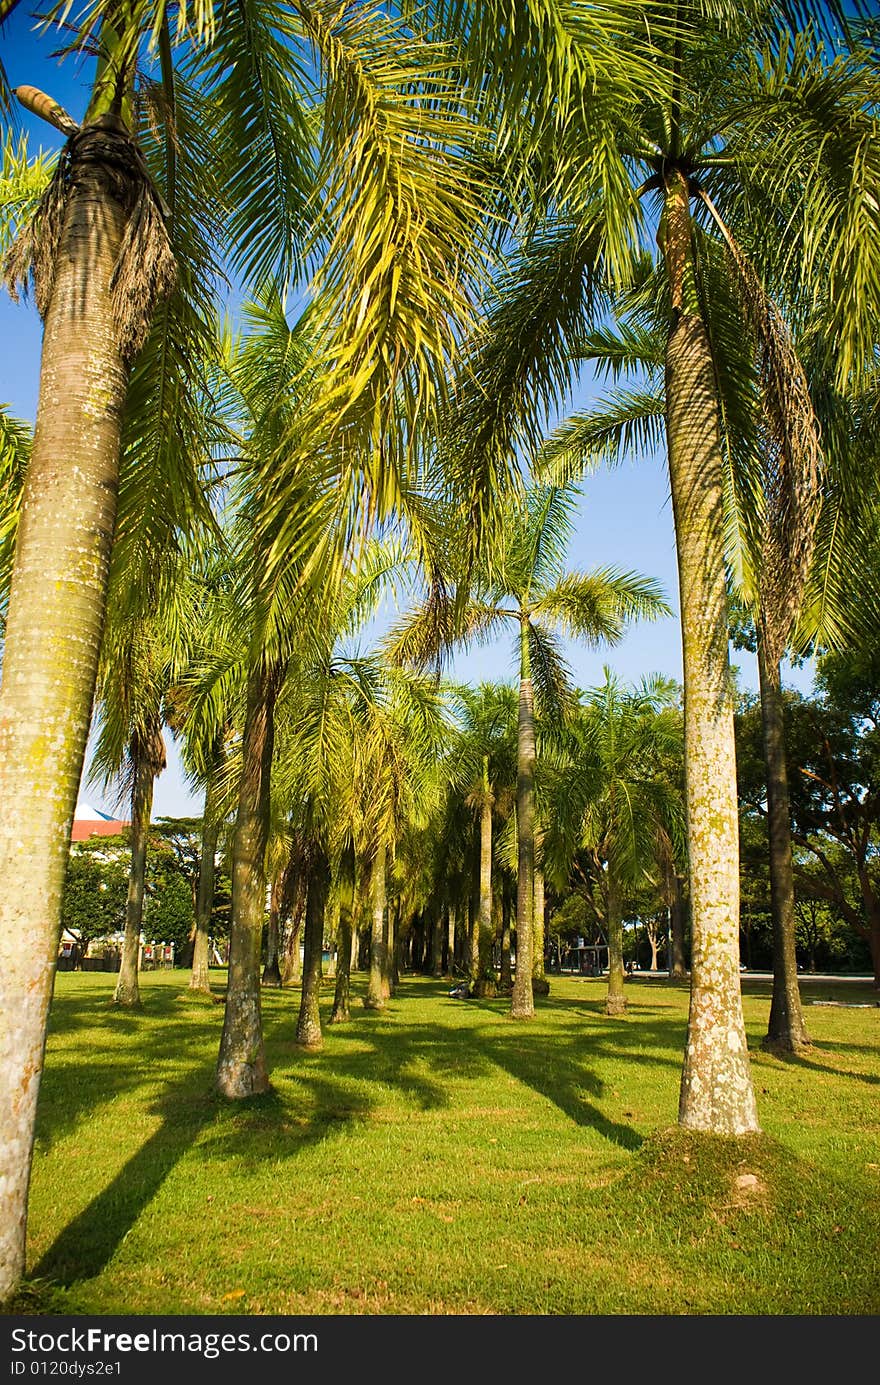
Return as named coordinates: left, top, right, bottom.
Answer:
left=9, top=970, right=880, bottom=1316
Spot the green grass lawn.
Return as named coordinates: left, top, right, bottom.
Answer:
left=12, top=969, right=880, bottom=1315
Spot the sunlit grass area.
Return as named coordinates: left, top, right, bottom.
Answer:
left=13, top=970, right=880, bottom=1315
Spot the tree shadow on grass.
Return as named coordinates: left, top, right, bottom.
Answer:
left=31, top=1064, right=380, bottom=1289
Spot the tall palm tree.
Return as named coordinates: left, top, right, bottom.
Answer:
left=545, top=670, right=684, bottom=1015
left=448, top=683, right=517, bottom=994
left=389, top=483, right=669, bottom=1018
left=445, top=4, right=879, bottom=1130
left=0, top=2, right=494, bottom=1294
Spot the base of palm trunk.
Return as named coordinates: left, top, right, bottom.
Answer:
left=295, top=1029, right=323, bottom=1051
left=188, top=972, right=212, bottom=995
left=509, top=979, right=534, bottom=1020
left=112, top=985, right=142, bottom=1008
left=363, top=995, right=386, bottom=1010
left=215, top=1059, right=271, bottom=1099
left=475, top=977, right=497, bottom=998
left=329, top=1006, right=350, bottom=1024
left=261, top=966, right=282, bottom=988
left=604, top=993, right=627, bottom=1016
left=533, top=977, right=550, bottom=996
left=761, top=1031, right=811, bottom=1056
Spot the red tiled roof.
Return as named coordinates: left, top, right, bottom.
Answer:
left=70, top=819, right=129, bottom=841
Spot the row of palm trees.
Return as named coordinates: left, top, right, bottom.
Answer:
left=1, top=0, right=879, bottom=1301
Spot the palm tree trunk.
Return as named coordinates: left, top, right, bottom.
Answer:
left=384, top=898, right=397, bottom=997
left=500, top=890, right=512, bottom=989
left=668, top=869, right=687, bottom=980
left=262, top=866, right=284, bottom=988
left=190, top=777, right=219, bottom=994
left=511, top=619, right=536, bottom=1019
left=532, top=866, right=550, bottom=995
left=475, top=768, right=496, bottom=996
left=432, top=909, right=445, bottom=978
left=662, top=168, right=759, bottom=1134
left=758, top=639, right=810, bottom=1052
left=365, top=842, right=387, bottom=1009
left=215, top=660, right=278, bottom=1098
left=330, top=876, right=355, bottom=1024
left=114, top=722, right=165, bottom=1006
left=447, top=905, right=456, bottom=975
left=604, top=866, right=627, bottom=1016
left=296, top=849, right=329, bottom=1049
left=0, top=117, right=145, bottom=1301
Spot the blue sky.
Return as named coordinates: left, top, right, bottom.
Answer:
left=0, top=8, right=815, bottom=817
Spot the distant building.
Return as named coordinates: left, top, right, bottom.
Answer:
left=70, top=800, right=129, bottom=842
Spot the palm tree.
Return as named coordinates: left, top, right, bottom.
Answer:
left=390, top=483, right=669, bottom=1018
left=545, top=671, right=684, bottom=1015
left=448, top=683, right=517, bottom=994
left=0, top=2, right=496, bottom=1294
left=446, top=4, right=879, bottom=1128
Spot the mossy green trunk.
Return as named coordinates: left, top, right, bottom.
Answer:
left=758, top=640, right=810, bottom=1052
left=511, top=623, right=536, bottom=1019
left=190, top=778, right=219, bottom=994
left=296, top=850, right=329, bottom=1050
left=0, top=121, right=141, bottom=1301
left=365, top=843, right=387, bottom=1009
left=215, top=661, right=277, bottom=1098
left=663, top=170, right=759, bottom=1134
left=604, top=867, right=626, bottom=1016
left=432, top=910, right=445, bottom=978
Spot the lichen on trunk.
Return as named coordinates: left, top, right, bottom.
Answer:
left=662, top=169, right=759, bottom=1135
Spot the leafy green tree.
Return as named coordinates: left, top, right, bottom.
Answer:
left=60, top=842, right=128, bottom=959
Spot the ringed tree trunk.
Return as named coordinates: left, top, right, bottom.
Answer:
left=511, top=618, right=536, bottom=1019
left=295, top=847, right=330, bottom=1050
left=662, top=168, right=759, bottom=1134
left=475, top=765, right=496, bottom=997
left=386, top=898, right=398, bottom=995
left=604, top=865, right=627, bottom=1016
left=365, top=841, right=388, bottom=1009
left=0, top=110, right=174, bottom=1300
left=190, top=774, right=220, bottom=994
left=757, top=639, right=810, bottom=1052
left=114, top=718, right=167, bottom=1005
left=215, top=659, right=279, bottom=1099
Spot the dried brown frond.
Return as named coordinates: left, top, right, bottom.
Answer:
left=699, top=188, right=822, bottom=673
left=2, top=118, right=175, bottom=362
left=110, top=181, right=176, bottom=361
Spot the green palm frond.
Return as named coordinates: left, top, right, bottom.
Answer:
left=196, top=0, right=315, bottom=290
left=511, top=483, right=580, bottom=595
left=0, top=405, right=30, bottom=631
left=535, top=385, right=666, bottom=486
left=0, top=132, right=55, bottom=261
left=444, top=216, right=607, bottom=550
left=384, top=589, right=507, bottom=671
left=534, top=568, right=671, bottom=643
left=720, top=30, right=880, bottom=385
left=526, top=620, right=575, bottom=725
